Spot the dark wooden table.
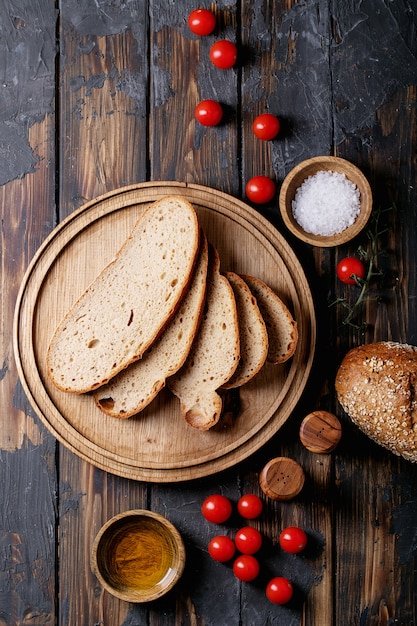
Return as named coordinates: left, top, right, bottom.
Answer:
left=1, top=1, right=417, bottom=624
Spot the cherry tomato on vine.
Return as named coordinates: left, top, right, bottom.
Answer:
left=336, top=257, right=366, bottom=285
left=188, top=8, right=216, bottom=36
left=201, top=494, right=232, bottom=523
left=209, top=40, right=237, bottom=69
left=195, top=100, right=223, bottom=126
left=252, top=113, right=281, bottom=140
left=266, top=577, right=294, bottom=604
left=235, top=526, right=263, bottom=555
left=208, top=535, right=236, bottom=562
left=279, top=526, right=308, bottom=554
left=237, top=494, right=263, bottom=519
left=232, top=554, right=260, bottom=582
left=245, top=176, right=276, bottom=204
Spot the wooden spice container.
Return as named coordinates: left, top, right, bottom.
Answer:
left=299, top=410, right=342, bottom=453
left=259, top=457, right=305, bottom=501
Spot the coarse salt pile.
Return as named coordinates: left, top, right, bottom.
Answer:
left=292, top=170, right=361, bottom=236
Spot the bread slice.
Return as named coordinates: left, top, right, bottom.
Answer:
left=240, top=274, right=298, bottom=364
left=93, top=234, right=208, bottom=418
left=222, top=271, right=268, bottom=389
left=168, top=245, right=240, bottom=431
left=47, top=196, right=200, bottom=394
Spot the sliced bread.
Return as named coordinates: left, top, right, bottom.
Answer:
left=47, top=196, right=200, bottom=394
left=240, top=274, right=298, bottom=364
left=222, top=271, right=268, bottom=389
left=93, top=233, right=208, bottom=418
left=168, top=245, right=240, bottom=431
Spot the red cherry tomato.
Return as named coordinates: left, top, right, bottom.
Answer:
left=235, top=526, right=263, bottom=555
left=252, top=114, right=281, bottom=140
left=188, top=8, right=216, bottom=36
left=209, top=40, right=237, bottom=69
left=237, top=494, right=263, bottom=519
left=201, top=494, right=232, bottom=523
left=232, top=554, right=260, bottom=582
left=245, top=176, right=276, bottom=204
left=336, top=257, right=366, bottom=285
left=266, top=577, right=293, bottom=604
left=195, top=100, right=223, bottom=127
left=279, top=526, right=308, bottom=554
left=208, top=535, right=236, bottom=562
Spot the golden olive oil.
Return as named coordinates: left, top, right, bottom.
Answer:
left=109, top=520, right=174, bottom=591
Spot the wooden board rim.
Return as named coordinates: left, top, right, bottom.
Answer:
left=13, top=182, right=316, bottom=482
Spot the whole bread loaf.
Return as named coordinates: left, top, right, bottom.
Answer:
left=335, top=341, right=417, bottom=462
left=240, top=274, right=298, bottom=364
left=168, top=245, right=240, bottom=430
left=93, top=234, right=208, bottom=418
left=222, top=271, right=268, bottom=389
left=47, top=196, right=200, bottom=394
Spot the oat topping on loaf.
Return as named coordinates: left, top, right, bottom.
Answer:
left=335, top=341, right=417, bottom=462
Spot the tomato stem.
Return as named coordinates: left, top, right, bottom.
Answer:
left=330, top=204, right=394, bottom=330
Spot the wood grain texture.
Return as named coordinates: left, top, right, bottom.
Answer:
left=14, top=183, right=315, bottom=481
left=2, top=0, right=417, bottom=624
left=57, top=2, right=150, bottom=624
left=0, top=1, right=58, bottom=622
left=330, top=3, right=417, bottom=624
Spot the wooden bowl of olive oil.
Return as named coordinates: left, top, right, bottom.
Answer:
left=91, top=509, right=186, bottom=603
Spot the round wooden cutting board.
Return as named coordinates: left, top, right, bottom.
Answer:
left=14, top=182, right=316, bottom=482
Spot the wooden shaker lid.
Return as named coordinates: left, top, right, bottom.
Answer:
left=299, top=410, right=342, bottom=453
left=259, top=457, right=305, bottom=501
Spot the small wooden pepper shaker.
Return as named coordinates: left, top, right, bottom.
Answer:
left=259, top=457, right=305, bottom=501
left=299, top=410, right=342, bottom=453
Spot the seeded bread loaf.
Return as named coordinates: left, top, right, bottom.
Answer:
left=47, top=196, right=200, bottom=394
left=240, top=274, right=298, bottom=364
left=335, top=341, right=417, bottom=462
left=93, top=234, right=208, bottom=418
left=222, top=271, right=268, bottom=389
left=168, top=245, right=240, bottom=431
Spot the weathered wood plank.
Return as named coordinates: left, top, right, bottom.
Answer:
left=330, top=3, right=417, bottom=624
left=149, top=0, right=239, bottom=193
left=59, top=19, right=148, bottom=217
left=1, top=1, right=416, bottom=625
left=0, top=0, right=57, bottom=622
left=148, top=2, right=242, bottom=624
left=240, top=2, right=334, bottom=625
left=57, top=1, right=149, bottom=623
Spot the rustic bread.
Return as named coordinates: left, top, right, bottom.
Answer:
left=222, top=271, right=268, bottom=389
left=168, top=245, right=240, bottom=430
left=240, top=274, right=298, bottom=364
left=335, top=341, right=417, bottom=462
left=93, top=234, right=208, bottom=418
left=47, top=196, right=200, bottom=394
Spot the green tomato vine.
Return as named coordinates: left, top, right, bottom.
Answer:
left=330, top=204, right=395, bottom=330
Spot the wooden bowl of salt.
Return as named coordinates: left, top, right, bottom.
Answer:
left=279, top=156, right=373, bottom=247
left=91, top=509, right=185, bottom=603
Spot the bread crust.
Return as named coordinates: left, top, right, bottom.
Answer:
left=168, top=245, right=240, bottom=430
left=47, top=196, right=200, bottom=394
left=93, top=234, right=208, bottom=418
left=335, top=341, right=417, bottom=462
left=222, top=271, right=268, bottom=388
left=240, top=274, right=298, bottom=364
